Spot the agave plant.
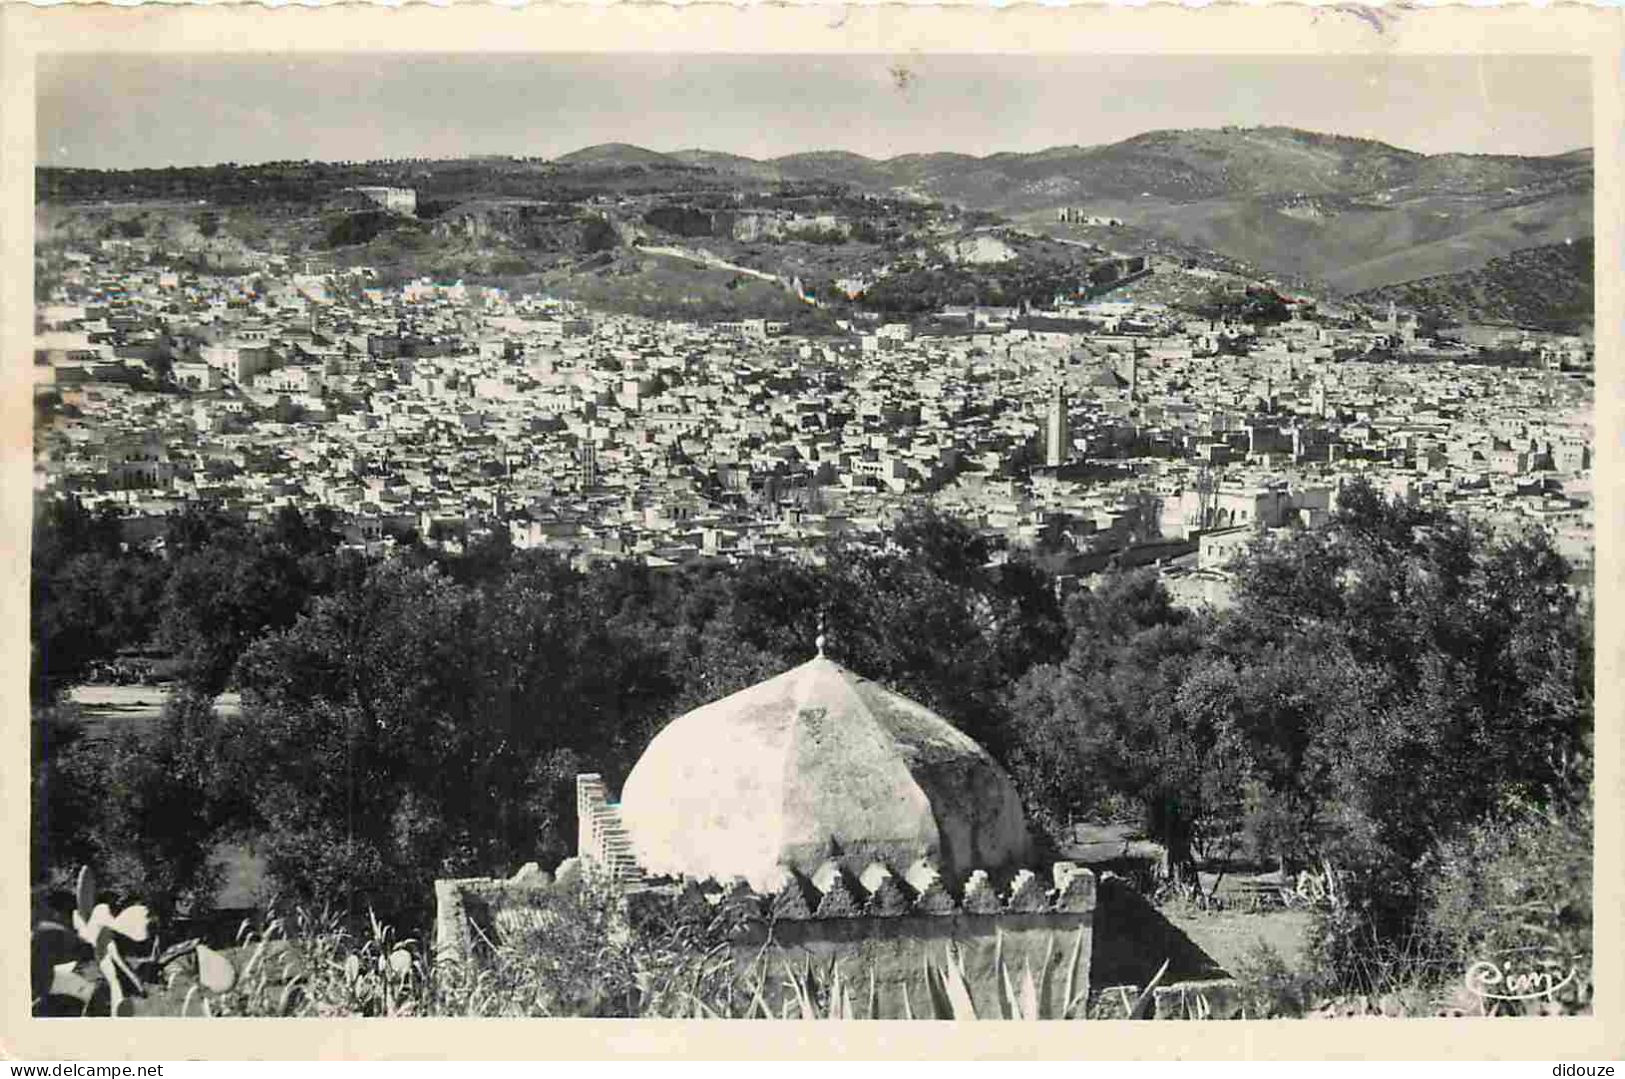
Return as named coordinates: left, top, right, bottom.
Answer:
left=750, top=930, right=1139, bottom=1021
left=1117, top=959, right=1172, bottom=1020
left=912, top=931, right=1102, bottom=1020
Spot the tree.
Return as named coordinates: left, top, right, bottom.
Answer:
left=31, top=705, right=95, bottom=886
left=219, top=552, right=683, bottom=928
left=1006, top=570, right=1214, bottom=878
left=1220, top=477, right=1591, bottom=944
left=81, top=691, right=233, bottom=918
left=31, top=497, right=164, bottom=701
left=156, top=506, right=345, bottom=695
left=159, top=543, right=307, bottom=695
left=579, top=216, right=618, bottom=255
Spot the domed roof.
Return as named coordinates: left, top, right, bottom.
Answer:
left=617, top=654, right=1033, bottom=892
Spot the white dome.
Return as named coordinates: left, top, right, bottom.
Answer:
left=617, top=656, right=1033, bottom=892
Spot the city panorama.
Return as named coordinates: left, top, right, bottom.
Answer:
left=29, top=53, right=1595, bottom=1023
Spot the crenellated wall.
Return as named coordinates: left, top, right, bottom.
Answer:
left=434, top=856, right=1097, bottom=1018
left=653, top=858, right=1096, bottom=1018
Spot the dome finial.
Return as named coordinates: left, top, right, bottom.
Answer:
left=815, top=610, right=827, bottom=659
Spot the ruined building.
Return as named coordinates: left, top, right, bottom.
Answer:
left=351, top=186, right=418, bottom=217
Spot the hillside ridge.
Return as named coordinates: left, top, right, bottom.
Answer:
left=1350, top=237, right=1595, bottom=334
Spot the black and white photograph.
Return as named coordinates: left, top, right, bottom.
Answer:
left=13, top=10, right=1610, bottom=1052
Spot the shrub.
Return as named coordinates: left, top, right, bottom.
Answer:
left=1422, top=799, right=1592, bottom=1011
left=1232, top=939, right=1312, bottom=1018
left=578, top=216, right=618, bottom=255
left=1303, top=901, right=1448, bottom=1000
left=31, top=705, right=95, bottom=887
left=196, top=876, right=757, bottom=1018
left=324, top=211, right=397, bottom=249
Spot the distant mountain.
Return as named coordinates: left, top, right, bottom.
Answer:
left=548, top=128, right=1592, bottom=292
left=635, top=128, right=1590, bottom=207
left=1350, top=238, right=1595, bottom=334
left=666, top=149, right=784, bottom=183
left=769, top=150, right=893, bottom=187
left=36, top=127, right=1592, bottom=302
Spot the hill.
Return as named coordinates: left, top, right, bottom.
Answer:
left=35, top=126, right=1593, bottom=300
left=667, top=149, right=784, bottom=184
left=1350, top=237, right=1595, bottom=334
left=749, top=128, right=1588, bottom=209
left=553, top=143, right=682, bottom=168
left=537, top=248, right=839, bottom=331
left=750, top=128, right=1593, bottom=293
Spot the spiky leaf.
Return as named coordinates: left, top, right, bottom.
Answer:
left=941, top=942, right=978, bottom=1020
left=75, top=866, right=96, bottom=925
left=196, top=943, right=237, bottom=994
left=1062, top=928, right=1087, bottom=1016
left=923, top=953, right=953, bottom=1019
left=110, top=905, right=150, bottom=943
left=1019, top=958, right=1041, bottom=1021
left=1129, top=958, right=1171, bottom=1019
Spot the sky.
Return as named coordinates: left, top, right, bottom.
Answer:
left=36, top=53, right=1594, bottom=170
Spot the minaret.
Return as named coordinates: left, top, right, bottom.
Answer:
left=1313, top=379, right=1328, bottom=418
left=1387, top=300, right=1399, bottom=333
left=579, top=441, right=598, bottom=491
left=1044, top=372, right=1069, bottom=469
left=1127, top=352, right=1138, bottom=403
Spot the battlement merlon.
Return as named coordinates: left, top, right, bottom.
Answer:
left=625, top=858, right=1098, bottom=922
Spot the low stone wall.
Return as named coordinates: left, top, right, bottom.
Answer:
left=741, top=912, right=1092, bottom=1019
left=433, top=859, right=1099, bottom=1019
left=634, top=859, right=1099, bottom=1019
left=434, top=865, right=556, bottom=963
left=1092, top=978, right=1245, bottom=1020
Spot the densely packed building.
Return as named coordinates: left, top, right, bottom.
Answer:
left=32, top=237, right=1594, bottom=608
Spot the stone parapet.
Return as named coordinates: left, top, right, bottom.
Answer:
left=623, top=859, right=1100, bottom=1018
left=433, top=857, right=1099, bottom=1019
